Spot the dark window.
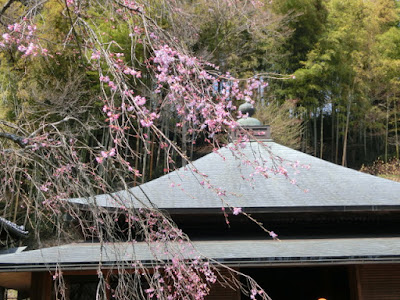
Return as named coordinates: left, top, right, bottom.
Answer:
left=67, top=275, right=98, bottom=300
left=241, top=266, right=351, bottom=300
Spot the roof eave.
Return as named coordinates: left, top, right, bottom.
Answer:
left=1, top=255, right=400, bottom=272
left=74, top=205, right=400, bottom=214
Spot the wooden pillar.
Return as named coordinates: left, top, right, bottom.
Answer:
left=348, top=265, right=361, bottom=300
left=30, top=272, right=52, bottom=300
left=0, top=287, right=4, bottom=300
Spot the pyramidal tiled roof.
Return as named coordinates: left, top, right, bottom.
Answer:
left=68, top=142, right=400, bottom=211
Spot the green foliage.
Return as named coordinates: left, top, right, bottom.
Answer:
left=189, top=0, right=289, bottom=77
left=255, top=100, right=303, bottom=149
left=273, top=0, right=400, bottom=166
left=360, top=158, right=400, bottom=182
left=1, top=0, right=400, bottom=170
left=272, top=0, right=328, bottom=72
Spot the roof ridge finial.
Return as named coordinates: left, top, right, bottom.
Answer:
left=237, top=102, right=262, bottom=126
left=232, top=102, right=272, bottom=141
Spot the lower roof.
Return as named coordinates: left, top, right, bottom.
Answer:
left=1, top=237, right=400, bottom=272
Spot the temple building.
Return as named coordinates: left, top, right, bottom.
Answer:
left=0, top=104, right=400, bottom=299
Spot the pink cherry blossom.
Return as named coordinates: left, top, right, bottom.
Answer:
left=269, top=231, right=278, bottom=239
left=233, top=207, right=242, bottom=215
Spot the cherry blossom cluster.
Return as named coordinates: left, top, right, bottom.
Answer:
left=0, top=2, right=295, bottom=299
left=103, top=209, right=220, bottom=300
left=0, top=22, right=48, bottom=57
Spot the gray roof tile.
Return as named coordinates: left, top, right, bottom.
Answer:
left=68, top=142, right=400, bottom=210
left=1, top=238, right=400, bottom=271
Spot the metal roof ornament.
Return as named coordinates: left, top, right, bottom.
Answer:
left=237, top=102, right=262, bottom=126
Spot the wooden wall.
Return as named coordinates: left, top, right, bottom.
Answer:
left=26, top=264, right=400, bottom=300
left=356, top=264, right=400, bottom=300
left=206, top=269, right=240, bottom=300
left=30, top=272, right=51, bottom=300
left=28, top=269, right=240, bottom=300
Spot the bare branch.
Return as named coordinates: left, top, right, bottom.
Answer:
left=0, top=131, right=27, bottom=148
left=0, top=0, right=16, bottom=19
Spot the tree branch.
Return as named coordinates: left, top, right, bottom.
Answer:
left=0, top=0, right=16, bottom=18
left=0, top=132, right=27, bottom=148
